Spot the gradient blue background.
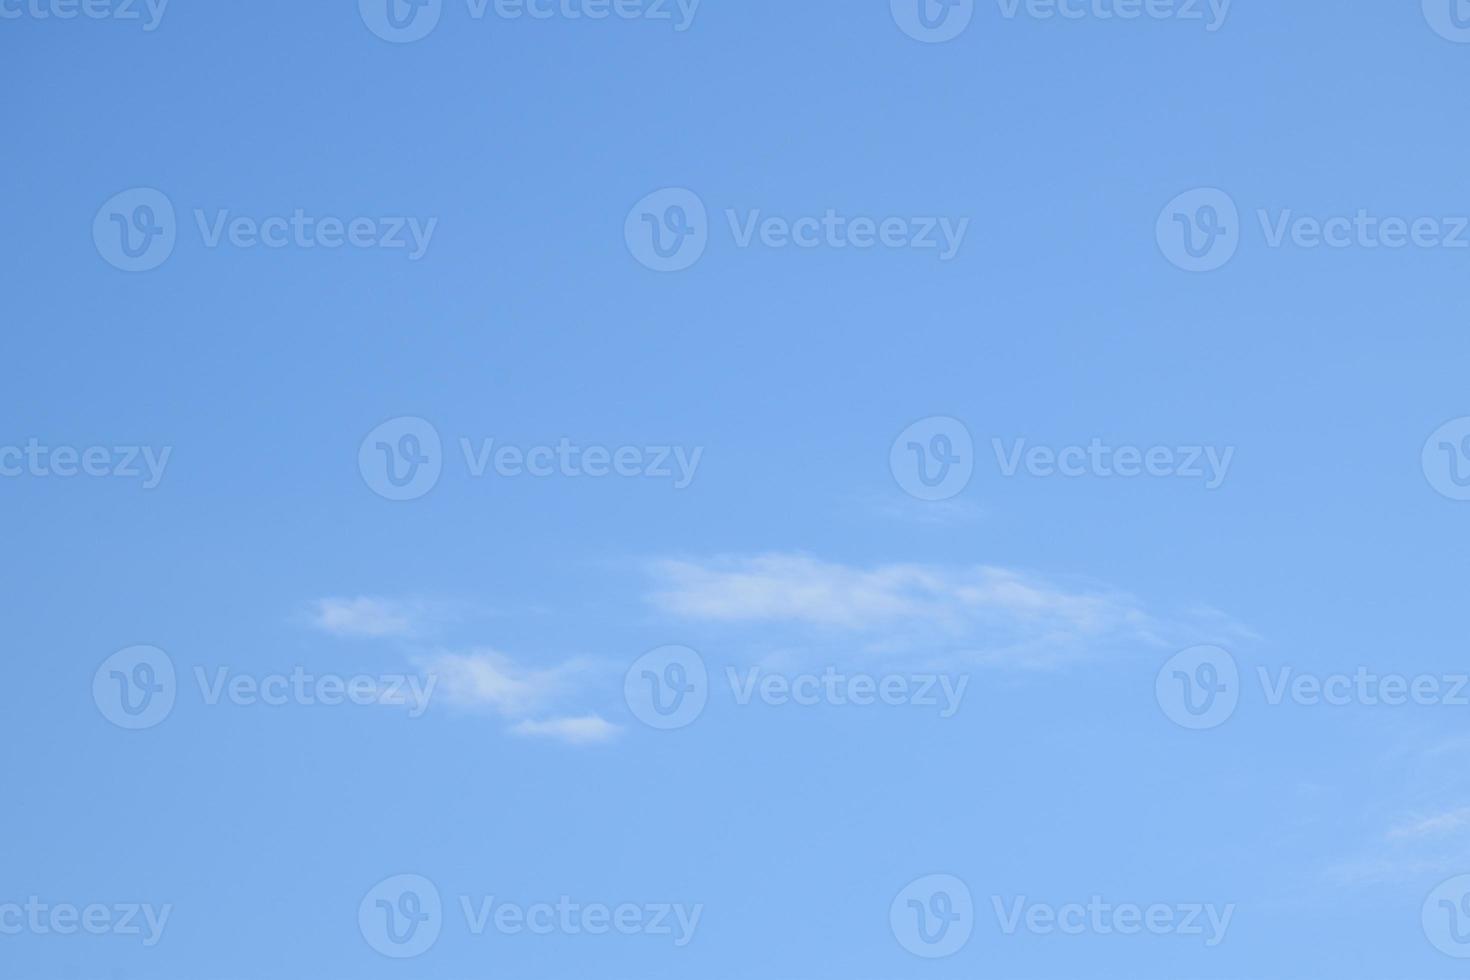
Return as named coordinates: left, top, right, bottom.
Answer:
left=4, top=0, right=1470, bottom=977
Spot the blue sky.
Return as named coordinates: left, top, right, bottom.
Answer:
left=6, top=0, right=1470, bottom=977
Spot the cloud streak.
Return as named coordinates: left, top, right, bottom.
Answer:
left=418, top=650, right=599, bottom=715
left=308, top=596, right=425, bottom=638
left=510, top=715, right=620, bottom=745
left=1327, top=735, right=1470, bottom=885
left=646, top=553, right=1190, bottom=668
left=417, top=650, right=621, bottom=743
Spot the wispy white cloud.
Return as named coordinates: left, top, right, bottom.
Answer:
left=646, top=553, right=1204, bottom=668
left=1328, top=817, right=1470, bottom=885
left=418, top=650, right=604, bottom=718
left=510, top=715, right=621, bottom=745
left=304, top=592, right=615, bottom=748
left=308, top=596, right=425, bottom=638
left=1388, top=807, right=1470, bottom=841
left=411, top=650, right=616, bottom=747
left=1327, top=733, right=1470, bottom=884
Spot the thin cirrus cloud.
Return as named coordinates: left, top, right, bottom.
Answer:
left=1330, top=807, right=1470, bottom=884
left=308, top=596, right=425, bottom=638
left=1327, top=734, right=1470, bottom=884
left=509, top=715, right=622, bottom=745
left=645, top=553, right=1219, bottom=668
left=304, top=597, right=618, bottom=746
left=417, top=650, right=620, bottom=745
left=1388, top=806, right=1470, bottom=841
